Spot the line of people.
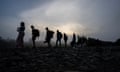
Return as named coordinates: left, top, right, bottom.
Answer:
left=16, top=22, right=76, bottom=48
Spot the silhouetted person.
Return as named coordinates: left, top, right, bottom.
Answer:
left=31, top=25, right=40, bottom=48
left=71, top=33, right=76, bottom=48
left=56, top=30, right=62, bottom=47
left=16, top=22, right=25, bottom=48
left=64, top=33, right=68, bottom=47
left=44, top=27, right=54, bottom=47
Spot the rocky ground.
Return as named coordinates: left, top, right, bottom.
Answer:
left=0, top=46, right=120, bottom=72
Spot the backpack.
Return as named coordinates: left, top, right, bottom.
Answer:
left=49, top=30, right=54, bottom=38
left=34, top=29, right=40, bottom=37
left=59, top=32, right=62, bottom=39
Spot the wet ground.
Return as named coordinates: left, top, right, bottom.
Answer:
left=0, top=46, right=120, bottom=72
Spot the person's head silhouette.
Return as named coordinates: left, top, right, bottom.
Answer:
left=20, top=22, right=25, bottom=27
left=45, top=27, right=48, bottom=30
left=57, top=30, right=59, bottom=32
left=31, top=25, right=34, bottom=29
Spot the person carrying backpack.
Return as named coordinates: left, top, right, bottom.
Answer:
left=31, top=25, right=40, bottom=48
left=64, top=33, right=68, bottom=47
left=56, top=30, right=62, bottom=47
left=44, top=27, right=54, bottom=47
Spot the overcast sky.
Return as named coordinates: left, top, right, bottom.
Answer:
left=0, top=0, right=120, bottom=41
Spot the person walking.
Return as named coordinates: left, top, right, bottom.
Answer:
left=64, top=33, right=68, bottom=47
left=56, top=30, right=62, bottom=47
left=71, top=33, right=76, bottom=48
left=31, top=25, right=40, bottom=48
left=16, top=21, right=25, bottom=48
left=44, top=27, right=54, bottom=47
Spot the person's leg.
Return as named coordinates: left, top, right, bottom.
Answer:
left=65, top=41, right=67, bottom=47
left=72, top=41, right=75, bottom=48
left=21, top=33, right=25, bottom=48
left=73, top=41, right=75, bottom=47
left=56, top=39, right=58, bottom=47
left=59, top=40, right=61, bottom=47
left=34, top=37, right=36, bottom=48
left=17, top=33, right=21, bottom=48
left=48, top=42, right=51, bottom=47
left=20, top=36, right=24, bottom=48
left=21, top=38, right=24, bottom=48
left=16, top=37, right=19, bottom=48
left=32, top=37, right=35, bottom=48
left=48, top=39, right=51, bottom=47
left=71, top=41, right=73, bottom=47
